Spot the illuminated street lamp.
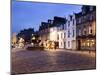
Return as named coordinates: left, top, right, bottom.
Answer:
left=32, top=36, right=35, bottom=40
left=18, top=37, right=25, bottom=48
left=31, top=35, right=36, bottom=46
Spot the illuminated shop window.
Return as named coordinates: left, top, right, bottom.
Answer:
left=81, top=39, right=95, bottom=49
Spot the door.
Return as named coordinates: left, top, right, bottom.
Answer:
left=64, top=42, right=66, bottom=48
left=78, top=40, right=80, bottom=50
left=72, top=40, right=76, bottom=50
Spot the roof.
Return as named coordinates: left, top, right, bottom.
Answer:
left=75, top=6, right=96, bottom=18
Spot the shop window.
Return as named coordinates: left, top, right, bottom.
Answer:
left=81, top=39, right=95, bottom=49
left=81, top=40, right=86, bottom=47
left=89, top=40, right=95, bottom=47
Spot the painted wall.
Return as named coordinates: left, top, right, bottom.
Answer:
left=65, top=14, right=76, bottom=50
left=58, top=30, right=65, bottom=48
left=49, top=27, right=58, bottom=41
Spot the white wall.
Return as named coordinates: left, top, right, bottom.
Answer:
left=65, top=14, right=76, bottom=49
left=49, top=27, right=58, bottom=41
left=58, top=30, right=65, bottom=48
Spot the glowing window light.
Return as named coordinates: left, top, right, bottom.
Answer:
left=87, top=42, right=90, bottom=46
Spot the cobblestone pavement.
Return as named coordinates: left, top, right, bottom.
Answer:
left=11, top=48, right=96, bottom=74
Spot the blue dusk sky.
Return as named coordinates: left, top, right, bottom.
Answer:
left=12, top=0, right=82, bottom=33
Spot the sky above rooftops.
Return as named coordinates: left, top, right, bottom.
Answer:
left=12, top=0, right=82, bottom=33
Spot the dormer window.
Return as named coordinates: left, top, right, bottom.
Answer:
left=90, top=6, right=93, bottom=11
left=82, top=6, right=87, bottom=14
left=70, top=16, right=72, bottom=21
left=82, top=10, right=85, bottom=14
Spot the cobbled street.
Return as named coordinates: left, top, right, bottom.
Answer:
left=12, top=48, right=96, bottom=74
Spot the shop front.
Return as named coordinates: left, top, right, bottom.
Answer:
left=77, top=35, right=96, bottom=50
left=80, top=39, right=96, bottom=50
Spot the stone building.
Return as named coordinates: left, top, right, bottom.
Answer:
left=38, top=22, right=50, bottom=43
left=75, top=5, right=96, bottom=50
left=38, top=16, right=66, bottom=48
left=52, top=17, right=66, bottom=48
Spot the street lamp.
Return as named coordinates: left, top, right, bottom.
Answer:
left=32, top=36, right=35, bottom=40
left=18, top=37, right=25, bottom=48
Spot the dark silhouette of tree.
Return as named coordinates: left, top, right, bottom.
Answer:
left=17, top=28, right=34, bottom=43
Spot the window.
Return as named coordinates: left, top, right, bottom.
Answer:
left=83, top=28, right=86, bottom=35
left=68, top=41, right=70, bottom=47
left=77, top=19, right=79, bottom=24
left=53, top=28, right=55, bottom=31
left=64, top=32, right=66, bottom=38
left=89, top=26, right=92, bottom=34
left=62, top=24, right=64, bottom=30
left=82, top=8, right=86, bottom=14
left=79, top=18, right=81, bottom=23
left=72, top=30, right=75, bottom=37
left=90, top=29, right=92, bottom=34
left=83, top=16, right=86, bottom=22
left=73, top=19, right=74, bottom=25
left=79, top=29, right=81, bottom=36
left=64, top=24, right=67, bottom=30
left=90, top=14, right=93, bottom=20
left=57, top=34, right=59, bottom=40
left=70, top=16, right=72, bottom=21
left=58, top=27, right=60, bottom=31
left=77, top=18, right=81, bottom=24
left=68, top=21, right=70, bottom=27
left=90, top=6, right=93, bottom=11
left=61, top=42, right=62, bottom=46
left=68, top=30, right=70, bottom=38
left=64, top=42, right=66, bottom=48
left=84, top=30, right=86, bottom=35
left=61, top=33, right=63, bottom=39
left=64, top=24, right=66, bottom=30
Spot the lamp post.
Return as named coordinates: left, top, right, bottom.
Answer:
left=18, top=37, right=25, bottom=48
left=31, top=34, right=36, bottom=46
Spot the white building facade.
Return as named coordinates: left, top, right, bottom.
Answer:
left=58, top=30, right=66, bottom=48
left=65, top=14, right=77, bottom=50
left=49, top=27, right=58, bottom=41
